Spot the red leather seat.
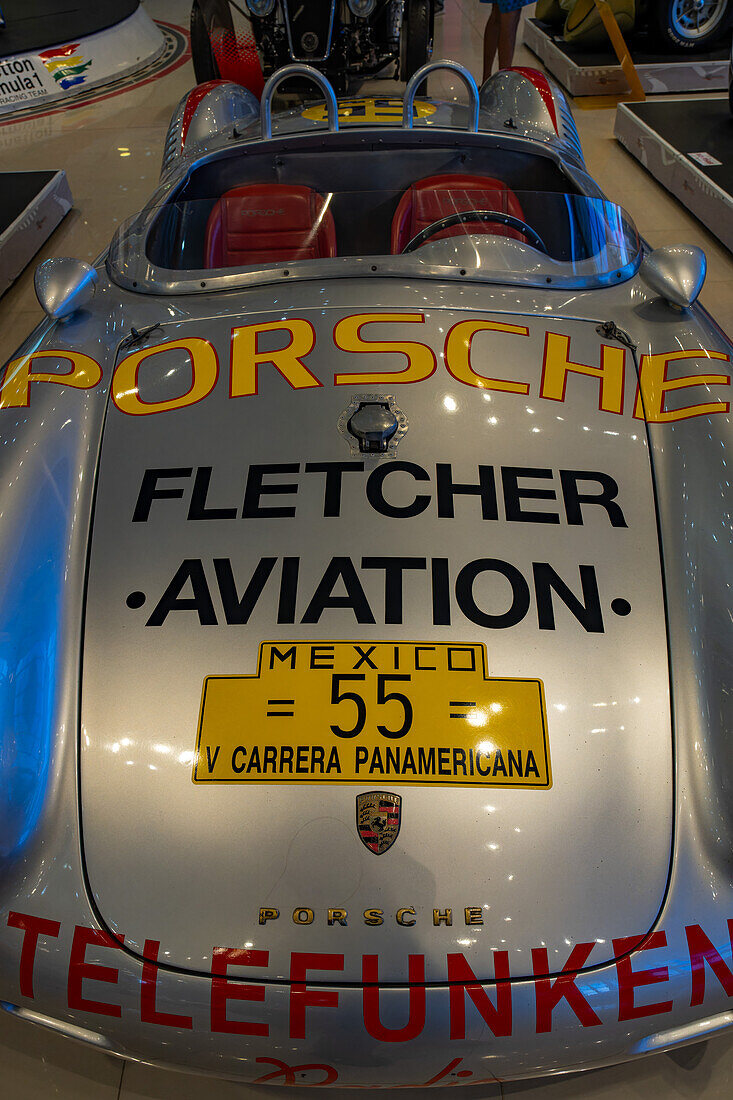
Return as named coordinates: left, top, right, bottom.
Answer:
left=204, top=183, right=336, bottom=268
left=390, top=173, right=526, bottom=254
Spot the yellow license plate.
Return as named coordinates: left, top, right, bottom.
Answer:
left=193, top=641, right=551, bottom=788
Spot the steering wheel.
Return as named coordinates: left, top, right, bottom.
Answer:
left=402, top=209, right=548, bottom=255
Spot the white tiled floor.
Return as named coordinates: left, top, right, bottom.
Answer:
left=0, top=0, right=731, bottom=1095
left=0, top=1008, right=124, bottom=1098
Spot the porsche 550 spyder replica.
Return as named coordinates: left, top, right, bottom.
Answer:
left=0, top=60, right=731, bottom=1088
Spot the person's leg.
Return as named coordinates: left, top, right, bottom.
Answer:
left=482, top=5, right=500, bottom=83
left=497, top=8, right=521, bottom=70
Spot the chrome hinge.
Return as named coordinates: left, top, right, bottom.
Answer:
left=119, top=322, right=163, bottom=351
left=596, top=320, right=637, bottom=351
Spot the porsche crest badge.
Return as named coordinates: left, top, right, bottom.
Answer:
left=356, top=791, right=402, bottom=855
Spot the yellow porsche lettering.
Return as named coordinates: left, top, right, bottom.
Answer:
left=230, top=318, right=320, bottom=395
left=113, top=338, right=218, bottom=415
left=540, top=332, right=625, bottom=415
left=634, top=349, right=731, bottom=422
left=14, top=318, right=729, bottom=427
left=255, top=905, right=492, bottom=928
left=0, top=349, right=102, bottom=409
left=333, top=313, right=436, bottom=385
left=293, top=908, right=314, bottom=925
left=444, top=319, right=530, bottom=394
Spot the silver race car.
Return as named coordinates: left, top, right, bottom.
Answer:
left=0, top=60, right=731, bottom=1088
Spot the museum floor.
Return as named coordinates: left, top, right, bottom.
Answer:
left=0, top=0, right=731, bottom=1096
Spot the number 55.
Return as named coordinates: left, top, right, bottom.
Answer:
left=376, top=674, right=413, bottom=739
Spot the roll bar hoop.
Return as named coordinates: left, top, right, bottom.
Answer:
left=260, top=64, right=339, bottom=138
left=402, top=59, right=479, bottom=132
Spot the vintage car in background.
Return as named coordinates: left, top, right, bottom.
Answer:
left=536, top=0, right=732, bottom=53
left=191, top=0, right=434, bottom=96
left=0, top=59, right=731, bottom=1087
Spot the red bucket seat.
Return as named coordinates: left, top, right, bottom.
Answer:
left=390, top=173, right=526, bottom=253
left=204, top=183, right=336, bottom=267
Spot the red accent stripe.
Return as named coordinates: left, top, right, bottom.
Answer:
left=211, top=28, right=265, bottom=98
left=181, top=79, right=230, bottom=145
left=508, top=67, right=559, bottom=134
left=39, top=44, right=81, bottom=60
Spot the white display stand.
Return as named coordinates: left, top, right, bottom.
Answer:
left=0, top=6, right=165, bottom=117
left=0, top=170, right=72, bottom=294
left=614, top=99, right=733, bottom=254
left=524, top=18, right=730, bottom=96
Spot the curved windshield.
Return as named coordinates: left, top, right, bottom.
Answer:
left=108, top=188, right=640, bottom=293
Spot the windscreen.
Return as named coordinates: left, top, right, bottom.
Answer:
left=109, top=188, right=640, bottom=292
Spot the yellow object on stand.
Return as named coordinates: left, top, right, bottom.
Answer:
left=574, top=0, right=646, bottom=107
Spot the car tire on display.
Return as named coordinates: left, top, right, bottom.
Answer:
left=190, top=0, right=220, bottom=82
left=402, top=0, right=431, bottom=83
left=649, top=0, right=732, bottom=50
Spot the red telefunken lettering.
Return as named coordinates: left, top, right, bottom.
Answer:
left=141, top=940, right=193, bottom=1028
left=10, top=910, right=733, bottom=1045
left=289, top=952, right=345, bottom=1039
left=362, top=954, right=425, bottom=1041
left=532, top=942, right=602, bottom=1033
left=447, top=951, right=512, bottom=1038
left=254, top=1057, right=338, bottom=1085
left=613, top=932, right=673, bottom=1020
left=211, top=947, right=269, bottom=1035
left=7, top=911, right=61, bottom=998
left=686, top=920, right=733, bottom=1007
left=67, top=926, right=124, bottom=1018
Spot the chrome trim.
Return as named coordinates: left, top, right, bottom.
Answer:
left=633, top=1011, right=733, bottom=1054
left=1, top=1002, right=115, bottom=1049
left=403, top=60, right=479, bottom=131
left=348, top=0, right=377, bottom=14
left=107, top=248, right=640, bottom=297
left=260, top=64, right=339, bottom=137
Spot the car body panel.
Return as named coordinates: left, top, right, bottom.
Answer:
left=79, top=305, right=672, bottom=982
left=0, top=67, right=731, bottom=1085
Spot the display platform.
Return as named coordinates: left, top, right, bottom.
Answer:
left=0, top=2, right=165, bottom=116
left=615, top=99, right=733, bottom=253
left=0, top=170, right=72, bottom=294
left=524, top=18, right=730, bottom=95
left=0, top=1, right=139, bottom=57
